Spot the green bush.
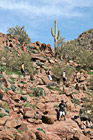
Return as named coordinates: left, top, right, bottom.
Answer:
left=0, top=91, right=3, bottom=100
left=0, top=113, right=7, bottom=118
left=1, top=101, right=9, bottom=108
left=43, top=56, right=50, bottom=61
left=84, top=93, right=93, bottom=122
left=54, top=104, right=59, bottom=108
left=36, top=60, right=42, bottom=67
left=0, top=65, right=6, bottom=72
left=57, top=36, right=93, bottom=70
left=47, top=83, right=59, bottom=90
left=32, top=104, right=37, bottom=110
left=21, top=96, right=27, bottom=101
left=87, top=75, right=93, bottom=91
left=11, top=85, right=17, bottom=92
left=7, top=25, right=31, bottom=44
left=24, top=103, right=32, bottom=107
left=81, top=97, right=88, bottom=102
left=52, top=64, right=75, bottom=81
left=8, top=78, right=15, bottom=84
left=27, top=46, right=33, bottom=51
left=0, top=48, right=37, bottom=75
left=5, top=87, right=12, bottom=91
left=71, top=98, right=80, bottom=105
left=4, top=108, right=10, bottom=114
left=31, top=50, right=38, bottom=54
left=0, top=74, right=4, bottom=78
left=37, top=128, right=46, bottom=134
left=30, top=87, right=46, bottom=97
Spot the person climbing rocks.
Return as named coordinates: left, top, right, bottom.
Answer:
left=21, top=63, right=25, bottom=77
left=58, top=100, right=66, bottom=121
left=76, top=70, right=79, bottom=83
left=48, top=69, right=52, bottom=80
left=62, top=71, right=67, bottom=84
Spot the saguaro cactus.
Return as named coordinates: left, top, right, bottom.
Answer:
left=51, top=20, right=60, bottom=50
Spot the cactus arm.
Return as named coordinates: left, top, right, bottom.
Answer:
left=51, top=27, right=55, bottom=37
left=55, top=20, right=57, bottom=37
left=57, top=30, right=60, bottom=39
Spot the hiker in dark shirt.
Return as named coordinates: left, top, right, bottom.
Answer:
left=58, top=100, right=66, bottom=121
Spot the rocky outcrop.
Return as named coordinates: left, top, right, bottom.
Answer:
left=0, top=32, right=92, bottom=140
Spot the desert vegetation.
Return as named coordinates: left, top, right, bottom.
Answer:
left=7, top=25, right=31, bottom=44
left=56, top=29, right=93, bottom=70
left=0, top=47, right=37, bottom=75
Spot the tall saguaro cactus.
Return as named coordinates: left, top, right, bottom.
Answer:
left=51, top=20, right=60, bottom=50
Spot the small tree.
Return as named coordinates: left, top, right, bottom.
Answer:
left=56, top=36, right=65, bottom=58
left=0, top=48, right=37, bottom=75
left=7, top=25, right=31, bottom=44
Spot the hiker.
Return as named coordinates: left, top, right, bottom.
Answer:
left=21, top=63, right=25, bottom=77
left=58, top=100, right=66, bottom=121
left=48, top=69, right=52, bottom=80
left=62, top=71, right=67, bottom=84
left=76, top=70, right=79, bottom=83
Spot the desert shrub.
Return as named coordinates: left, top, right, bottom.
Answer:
left=0, top=48, right=37, bottom=75
left=87, top=75, right=93, bottom=91
left=21, top=96, right=27, bottom=101
left=43, top=66, right=48, bottom=71
left=4, top=108, right=10, bottom=114
left=7, top=25, right=31, bottom=44
left=47, top=83, right=59, bottom=90
left=27, top=46, right=33, bottom=51
left=43, top=56, right=50, bottom=61
left=1, top=102, right=9, bottom=109
left=24, top=103, right=32, bottom=107
left=10, top=84, right=17, bottom=92
left=0, top=74, right=4, bottom=78
left=87, top=71, right=93, bottom=75
left=81, top=97, right=88, bottom=102
left=0, top=91, right=3, bottom=100
left=0, top=113, right=8, bottom=118
left=84, top=94, right=93, bottom=122
left=73, top=92, right=78, bottom=94
left=52, top=64, right=75, bottom=81
left=16, top=88, right=23, bottom=94
left=0, top=48, right=18, bottom=72
left=36, top=60, right=42, bottom=67
left=54, top=104, right=59, bottom=108
left=84, top=76, right=93, bottom=122
left=30, top=87, right=46, bottom=97
left=71, top=98, right=80, bottom=105
left=0, top=65, right=6, bottom=72
left=31, top=50, right=38, bottom=54
left=32, top=104, right=37, bottom=110
left=5, top=87, right=12, bottom=91
left=37, top=128, right=46, bottom=134
left=14, top=53, right=37, bottom=75
left=8, top=78, right=15, bottom=84
left=57, top=37, right=93, bottom=70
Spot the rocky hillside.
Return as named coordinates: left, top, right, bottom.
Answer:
left=76, top=29, right=93, bottom=50
left=0, top=33, right=93, bottom=140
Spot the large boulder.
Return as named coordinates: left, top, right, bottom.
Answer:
left=35, top=130, right=48, bottom=140
left=42, top=114, right=57, bottom=124
left=79, top=75, right=86, bottom=82
left=5, top=118, right=22, bottom=128
left=73, top=131, right=90, bottom=140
